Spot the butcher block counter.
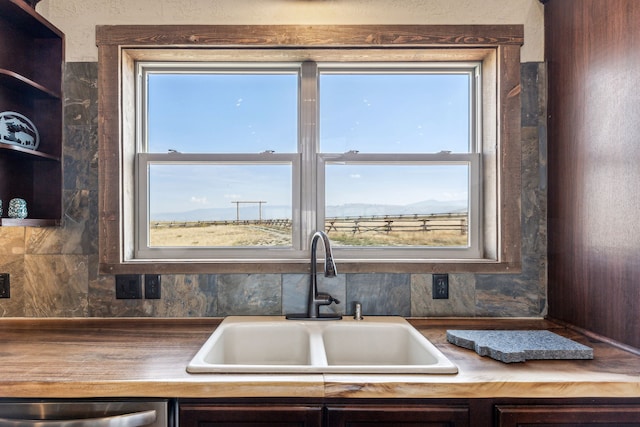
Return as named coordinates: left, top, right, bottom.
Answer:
left=0, top=317, right=638, bottom=399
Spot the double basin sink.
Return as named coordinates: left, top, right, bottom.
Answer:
left=187, top=316, right=458, bottom=374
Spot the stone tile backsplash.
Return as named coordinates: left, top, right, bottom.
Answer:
left=0, top=62, right=548, bottom=318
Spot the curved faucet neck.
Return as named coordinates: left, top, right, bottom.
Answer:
left=310, top=231, right=336, bottom=278
left=308, top=231, right=338, bottom=318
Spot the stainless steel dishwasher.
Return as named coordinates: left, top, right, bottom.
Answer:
left=0, top=399, right=172, bottom=427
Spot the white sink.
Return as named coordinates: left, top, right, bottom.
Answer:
left=322, top=322, right=441, bottom=367
left=187, top=316, right=458, bottom=374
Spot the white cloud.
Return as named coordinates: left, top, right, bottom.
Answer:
left=190, top=196, right=208, bottom=204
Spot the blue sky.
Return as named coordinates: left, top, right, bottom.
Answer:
left=146, top=71, right=470, bottom=217
left=147, top=73, right=298, bottom=154
left=319, top=73, right=469, bottom=153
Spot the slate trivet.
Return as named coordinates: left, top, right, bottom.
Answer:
left=446, top=330, right=594, bottom=363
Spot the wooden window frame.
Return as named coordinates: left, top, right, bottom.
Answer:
left=96, top=25, right=523, bottom=274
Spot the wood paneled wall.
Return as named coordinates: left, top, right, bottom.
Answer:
left=546, top=0, right=640, bottom=349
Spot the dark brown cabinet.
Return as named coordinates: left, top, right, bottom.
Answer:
left=179, top=400, right=640, bottom=427
left=179, top=403, right=323, bottom=427
left=326, top=404, right=469, bottom=426
left=0, top=0, right=63, bottom=226
left=179, top=402, right=469, bottom=427
left=496, top=405, right=640, bottom=426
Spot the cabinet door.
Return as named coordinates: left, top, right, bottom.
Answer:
left=496, top=405, right=640, bottom=426
left=326, top=404, right=469, bottom=427
left=179, top=403, right=322, bottom=427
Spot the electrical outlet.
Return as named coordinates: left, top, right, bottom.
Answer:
left=115, top=274, right=142, bottom=299
left=432, top=274, right=449, bottom=299
left=144, top=274, right=161, bottom=299
left=0, top=273, right=9, bottom=298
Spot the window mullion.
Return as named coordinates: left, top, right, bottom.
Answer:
left=299, top=61, right=319, bottom=247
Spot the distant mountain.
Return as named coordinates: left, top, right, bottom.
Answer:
left=151, top=205, right=290, bottom=222
left=151, top=199, right=467, bottom=222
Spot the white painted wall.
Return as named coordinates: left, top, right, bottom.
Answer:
left=37, top=0, right=544, bottom=63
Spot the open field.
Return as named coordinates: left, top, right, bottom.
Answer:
left=149, top=214, right=468, bottom=247
left=149, top=223, right=292, bottom=247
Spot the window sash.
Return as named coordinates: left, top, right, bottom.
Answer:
left=317, top=152, right=482, bottom=259
left=137, top=62, right=302, bottom=154
left=317, top=63, right=479, bottom=155
left=135, top=152, right=304, bottom=260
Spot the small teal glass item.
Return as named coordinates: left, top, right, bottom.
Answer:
left=8, top=198, right=27, bottom=219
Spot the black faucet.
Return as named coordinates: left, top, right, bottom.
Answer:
left=286, top=231, right=342, bottom=320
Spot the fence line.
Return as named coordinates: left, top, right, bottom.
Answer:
left=151, top=212, right=468, bottom=235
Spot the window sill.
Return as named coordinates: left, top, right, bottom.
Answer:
left=99, top=259, right=521, bottom=275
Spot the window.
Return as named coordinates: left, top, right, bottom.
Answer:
left=136, top=66, right=302, bottom=260
left=316, top=64, right=482, bottom=261
left=97, top=25, right=523, bottom=273
left=136, top=61, right=481, bottom=260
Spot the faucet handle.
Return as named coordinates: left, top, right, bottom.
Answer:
left=316, top=292, right=340, bottom=306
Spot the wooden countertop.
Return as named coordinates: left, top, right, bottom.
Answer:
left=0, top=318, right=638, bottom=399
